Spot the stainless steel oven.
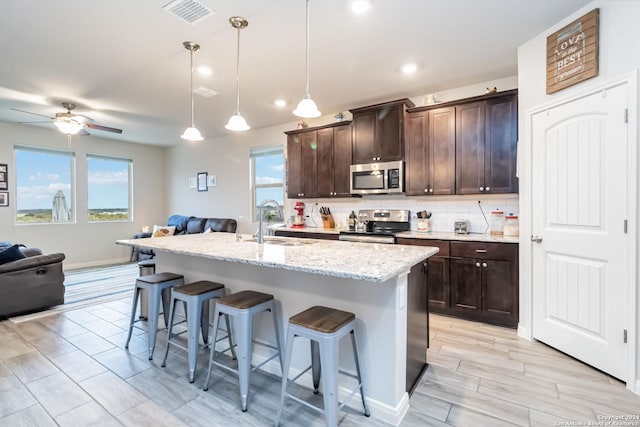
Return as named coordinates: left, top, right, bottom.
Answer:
left=350, top=160, right=404, bottom=195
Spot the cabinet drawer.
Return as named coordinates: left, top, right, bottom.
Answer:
left=450, top=241, right=517, bottom=261
left=397, top=238, right=450, bottom=256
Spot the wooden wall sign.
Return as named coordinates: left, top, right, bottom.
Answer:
left=546, top=8, right=599, bottom=94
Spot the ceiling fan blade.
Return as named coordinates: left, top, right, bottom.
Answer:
left=86, top=123, right=123, bottom=134
left=77, top=129, right=90, bottom=136
left=11, top=108, right=55, bottom=119
left=18, top=120, right=52, bottom=124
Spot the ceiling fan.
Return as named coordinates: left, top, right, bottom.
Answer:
left=11, top=102, right=123, bottom=135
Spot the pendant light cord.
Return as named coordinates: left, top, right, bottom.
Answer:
left=189, top=48, right=195, bottom=127
left=304, top=0, right=311, bottom=97
left=235, top=27, right=241, bottom=114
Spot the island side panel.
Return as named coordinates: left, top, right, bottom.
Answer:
left=406, top=260, right=428, bottom=395
left=156, top=251, right=410, bottom=425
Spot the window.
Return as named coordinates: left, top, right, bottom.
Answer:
left=15, top=146, right=74, bottom=224
left=250, top=146, right=284, bottom=222
left=87, top=155, right=132, bottom=222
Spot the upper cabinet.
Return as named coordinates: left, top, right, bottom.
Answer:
left=456, top=92, right=518, bottom=194
left=285, top=121, right=352, bottom=199
left=407, top=89, right=518, bottom=196
left=350, top=98, right=415, bottom=164
left=405, top=107, right=456, bottom=195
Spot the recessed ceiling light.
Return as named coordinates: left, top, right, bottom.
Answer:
left=274, top=99, right=287, bottom=107
left=401, top=63, right=418, bottom=74
left=197, top=65, right=212, bottom=76
left=350, top=0, right=372, bottom=14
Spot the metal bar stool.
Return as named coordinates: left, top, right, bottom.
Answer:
left=275, top=306, right=370, bottom=427
left=125, top=272, right=184, bottom=360
left=203, top=290, right=283, bottom=412
left=160, top=280, right=236, bottom=383
left=137, top=259, right=156, bottom=320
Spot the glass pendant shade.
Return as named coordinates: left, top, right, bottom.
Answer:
left=181, top=126, right=203, bottom=141
left=53, top=119, right=83, bottom=135
left=225, top=113, right=250, bottom=131
left=294, top=0, right=320, bottom=119
left=293, top=96, right=321, bottom=118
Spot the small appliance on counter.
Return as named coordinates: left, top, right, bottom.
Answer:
left=291, top=201, right=306, bottom=228
left=454, top=219, right=470, bottom=234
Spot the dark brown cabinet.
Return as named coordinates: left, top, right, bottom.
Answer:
left=286, top=122, right=351, bottom=199
left=398, top=238, right=518, bottom=328
left=317, top=124, right=352, bottom=198
left=450, top=241, right=518, bottom=327
left=455, top=92, right=518, bottom=194
left=274, top=230, right=339, bottom=240
left=350, top=98, right=414, bottom=164
left=405, top=107, right=455, bottom=195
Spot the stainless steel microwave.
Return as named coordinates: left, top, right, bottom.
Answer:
left=350, top=160, right=404, bottom=195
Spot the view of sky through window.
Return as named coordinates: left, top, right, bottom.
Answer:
left=16, top=149, right=72, bottom=211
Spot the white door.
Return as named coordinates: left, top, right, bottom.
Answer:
left=531, top=82, right=630, bottom=380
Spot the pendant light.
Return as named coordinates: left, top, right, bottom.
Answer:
left=293, top=0, right=321, bottom=118
left=181, top=41, right=204, bottom=141
left=225, top=17, right=250, bottom=131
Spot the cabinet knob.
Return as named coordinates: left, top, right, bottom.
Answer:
left=429, top=188, right=434, bottom=193
left=475, top=262, right=481, bottom=267
left=479, top=186, right=484, bottom=192
left=424, top=189, right=428, bottom=193
left=486, top=186, right=491, bottom=192
left=482, top=262, right=488, bottom=268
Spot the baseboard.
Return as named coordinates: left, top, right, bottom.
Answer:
left=64, top=257, right=131, bottom=271
left=634, top=379, right=640, bottom=395
left=248, top=343, right=410, bottom=426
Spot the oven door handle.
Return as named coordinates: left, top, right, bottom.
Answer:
left=338, top=234, right=396, bottom=244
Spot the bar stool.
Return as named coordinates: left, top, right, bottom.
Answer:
left=274, top=306, right=370, bottom=427
left=125, top=272, right=184, bottom=360
left=203, top=290, right=283, bottom=412
left=136, top=259, right=156, bottom=320
left=160, top=280, right=236, bottom=383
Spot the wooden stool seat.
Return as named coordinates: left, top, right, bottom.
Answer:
left=174, top=280, right=225, bottom=296
left=138, top=272, right=183, bottom=285
left=217, top=290, right=273, bottom=309
left=289, top=306, right=355, bottom=334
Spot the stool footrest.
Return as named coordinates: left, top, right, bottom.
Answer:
left=285, top=393, right=324, bottom=414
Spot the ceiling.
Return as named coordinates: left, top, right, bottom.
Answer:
left=0, top=0, right=587, bottom=146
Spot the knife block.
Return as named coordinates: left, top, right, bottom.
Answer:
left=321, top=214, right=335, bottom=229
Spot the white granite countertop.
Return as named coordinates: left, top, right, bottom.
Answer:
left=117, top=233, right=438, bottom=283
left=276, top=226, right=519, bottom=243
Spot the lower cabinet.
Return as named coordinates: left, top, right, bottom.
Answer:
left=397, top=238, right=518, bottom=328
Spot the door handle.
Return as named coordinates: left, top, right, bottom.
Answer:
left=531, top=235, right=543, bottom=243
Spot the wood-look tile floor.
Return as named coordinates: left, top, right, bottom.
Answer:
left=1, top=299, right=638, bottom=426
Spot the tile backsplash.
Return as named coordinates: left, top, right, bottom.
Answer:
left=287, top=194, right=519, bottom=234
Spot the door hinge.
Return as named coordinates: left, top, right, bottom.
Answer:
left=624, top=108, right=628, bottom=123
left=624, top=219, right=628, bottom=234
left=624, top=329, right=628, bottom=343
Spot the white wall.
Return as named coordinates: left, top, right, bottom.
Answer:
left=517, top=0, right=640, bottom=391
left=165, top=75, right=519, bottom=235
left=0, top=122, right=167, bottom=269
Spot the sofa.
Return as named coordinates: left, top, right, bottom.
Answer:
left=131, top=215, right=238, bottom=261
left=0, top=243, right=65, bottom=317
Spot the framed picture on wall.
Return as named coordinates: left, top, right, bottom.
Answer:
left=0, top=192, right=8, bottom=207
left=197, top=172, right=208, bottom=192
left=0, top=164, right=6, bottom=191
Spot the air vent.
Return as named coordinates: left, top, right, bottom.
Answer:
left=193, top=86, right=218, bottom=98
left=162, top=0, right=214, bottom=25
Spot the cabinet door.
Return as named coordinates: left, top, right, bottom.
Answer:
left=427, top=256, right=450, bottom=312
left=450, top=257, right=482, bottom=317
left=455, top=102, right=485, bottom=194
left=482, top=259, right=518, bottom=327
left=404, top=112, right=428, bottom=195
left=300, top=131, right=318, bottom=198
left=286, top=134, right=303, bottom=198
left=429, top=107, right=456, bottom=195
left=485, top=95, right=518, bottom=194
left=352, top=110, right=376, bottom=164
left=316, top=128, right=334, bottom=198
left=377, top=104, right=404, bottom=161
left=332, top=125, right=352, bottom=197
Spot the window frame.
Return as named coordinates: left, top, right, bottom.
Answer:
left=86, top=153, right=133, bottom=223
left=249, top=145, right=285, bottom=222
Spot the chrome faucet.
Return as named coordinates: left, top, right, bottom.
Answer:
left=257, top=199, right=283, bottom=244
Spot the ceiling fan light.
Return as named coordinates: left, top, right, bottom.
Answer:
left=225, top=113, right=250, bottom=131
left=181, top=126, right=204, bottom=141
left=293, top=96, right=321, bottom=118
left=53, top=119, right=83, bottom=135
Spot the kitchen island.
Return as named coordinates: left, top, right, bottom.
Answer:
left=116, top=232, right=438, bottom=425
